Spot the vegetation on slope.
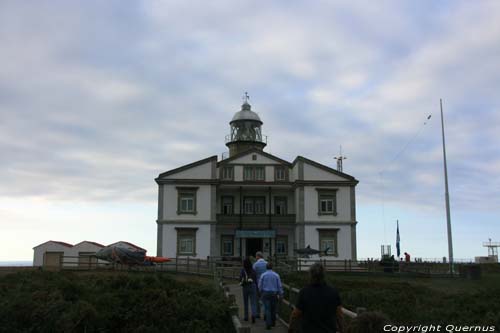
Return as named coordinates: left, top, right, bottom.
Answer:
left=0, top=270, right=234, bottom=332
left=282, top=271, right=500, bottom=327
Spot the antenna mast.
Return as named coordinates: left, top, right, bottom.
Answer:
left=334, top=145, right=347, bottom=172
left=440, top=99, right=454, bottom=273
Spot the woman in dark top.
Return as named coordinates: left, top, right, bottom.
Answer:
left=239, top=257, right=258, bottom=323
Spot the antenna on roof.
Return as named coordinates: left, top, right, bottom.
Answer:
left=334, top=145, right=347, bottom=172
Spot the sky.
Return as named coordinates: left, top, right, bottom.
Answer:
left=1, top=1, right=499, bottom=262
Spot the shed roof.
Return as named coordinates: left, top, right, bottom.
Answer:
left=33, top=240, right=74, bottom=249
left=74, top=241, right=105, bottom=248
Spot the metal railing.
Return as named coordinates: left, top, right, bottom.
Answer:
left=46, top=255, right=473, bottom=277
left=225, top=134, right=268, bottom=144
left=216, top=214, right=296, bottom=224
left=272, top=256, right=470, bottom=275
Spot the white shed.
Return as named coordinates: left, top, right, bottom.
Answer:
left=68, top=241, right=105, bottom=268
left=33, top=241, right=73, bottom=267
left=33, top=240, right=146, bottom=268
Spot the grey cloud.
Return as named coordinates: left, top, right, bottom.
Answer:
left=0, top=1, right=499, bottom=220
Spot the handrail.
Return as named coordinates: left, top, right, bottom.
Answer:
left=216, top=275, right=250, bottom=332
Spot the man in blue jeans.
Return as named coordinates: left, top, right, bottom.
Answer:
left=258, top=262, right=283, bottom=330
left=253, top=251, right=267, bottom=318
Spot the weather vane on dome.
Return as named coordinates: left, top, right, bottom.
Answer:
left=243, top=92, right=250, bottom=103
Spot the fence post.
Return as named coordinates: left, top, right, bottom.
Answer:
left=197, top=259, right=200, bottom=274
left=175, top=256, right=178, bottom=273
left=187, top=256, right=190, bottom=273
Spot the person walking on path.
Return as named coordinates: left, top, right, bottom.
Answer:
left=253, top=251, right=268, bottom=318
left=239, top=257, right=258, bottom=323
left=288, top=263, right=344, bottom=333
left=258, top=262, right=283, bottom=330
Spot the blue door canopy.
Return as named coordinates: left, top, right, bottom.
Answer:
left=236, top=230, right=276, bottom=238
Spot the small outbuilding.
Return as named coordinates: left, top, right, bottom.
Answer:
left=33, top=241, right=73, bottom=267
left=33, top=240, right=143, bottom=268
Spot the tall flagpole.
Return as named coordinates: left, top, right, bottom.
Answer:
left=440, top=99, right=454, bottom=273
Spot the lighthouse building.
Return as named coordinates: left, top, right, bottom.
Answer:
left=155, top=101, right=359, bottom=259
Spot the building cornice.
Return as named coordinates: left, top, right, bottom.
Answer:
left=291, top=156, right=357, bottom=181
left=217, top=148, right=292, bottom=167
left=294, top=221, right=357, bottom=226
left=156, top=155, right=218, bottom=183
left=220, top=180, right=294, bottom=186
left=157, top=220, right=216, bottom=225
left=156, top=179, right=219, bottom=185
left=156, top=179, right=356, bottom=186
left=293, top=180, right=358, bottom=187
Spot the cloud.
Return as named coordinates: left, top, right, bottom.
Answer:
left=1, top=1, right=499, bottom=259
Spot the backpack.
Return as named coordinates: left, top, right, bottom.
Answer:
left=240, top=270, right=253, bottom=286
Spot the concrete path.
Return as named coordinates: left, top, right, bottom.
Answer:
left=228, top=284, right=288, bottom=333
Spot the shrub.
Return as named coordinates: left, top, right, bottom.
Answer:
left=0, top=271, right=234, bottom=332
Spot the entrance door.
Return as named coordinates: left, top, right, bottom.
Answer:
left=43, top=252, right=63, bottom=268
left=245, top=238, right=263, bottom=258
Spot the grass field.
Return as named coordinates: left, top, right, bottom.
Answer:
left=0, top=270, right=234, bottom=332
left=282, top=270, right=500, bottom=327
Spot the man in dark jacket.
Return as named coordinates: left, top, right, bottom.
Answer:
left=288, top=263, right=344, bottom=333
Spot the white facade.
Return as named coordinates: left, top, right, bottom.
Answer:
left=156, top=150, right=359, bottom=260
left=156, top=101, right=358, bottom=260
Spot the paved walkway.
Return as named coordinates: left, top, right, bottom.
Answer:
left=228, top=284, right=288, bottom=333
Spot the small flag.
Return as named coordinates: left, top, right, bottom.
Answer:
left=396, top=220, right=401, bottom=257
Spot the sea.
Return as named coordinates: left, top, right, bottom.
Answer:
left=0, top=261, right=33, bottom=267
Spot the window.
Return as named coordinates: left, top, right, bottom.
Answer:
left=180, top=195, right=195, bottom=212
left=243, top=197, right=266, bottom=215
left=318, top=229, right=338, bottom=257
left=243, top=166, right=265, bottom=181
left=179, top=237, right=194, bottom=254
left=177, top=187, right=198, bottom=215
left=316, top=188, right=338, bottom=216
left=221, top=236, right=234, bottom=256
left=255, top=167, right=265, bottom=180
left=222, top=167, right=234, bottom=180
left=276, top=236, right=288, bottom=256
left=244, top=166, right=254, bottom=180
left=176, top=228, right=197, bottom=255
left=221, top=196, right=234, bottom=215
left=274, top=197, right=287, bottom=215
left=275, top=166, right=286, bottom=181
left=320, top=197, right=334, bottom=213
left=244, top=198, right=254, bottom=214
left=254, top=198, right=265, bottom=214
